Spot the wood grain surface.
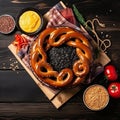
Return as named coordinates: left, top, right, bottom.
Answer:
left=0, top=0, right=120, bottom=119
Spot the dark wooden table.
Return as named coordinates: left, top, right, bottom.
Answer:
left=0, top=0, right=120, bottom=119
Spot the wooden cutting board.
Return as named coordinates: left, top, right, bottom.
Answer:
left=8, top=1, right=111, bottom=109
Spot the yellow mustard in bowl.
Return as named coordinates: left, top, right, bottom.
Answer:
left=19, top=10, right=41, bottom=33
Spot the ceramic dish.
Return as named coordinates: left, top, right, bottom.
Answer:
left=0, top=14, right=16, bottom=34
left=16, top=7, right=44, bottom=36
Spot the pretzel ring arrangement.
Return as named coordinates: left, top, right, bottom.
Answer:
left=30, top=27, right=93, bottom=88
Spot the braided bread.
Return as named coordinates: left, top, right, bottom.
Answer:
left=30, top=27, right=93, bottom=88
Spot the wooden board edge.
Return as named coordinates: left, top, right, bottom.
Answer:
left=98, top=51, right=111, bottom=66
left=51, top=86, right=81, bottom=109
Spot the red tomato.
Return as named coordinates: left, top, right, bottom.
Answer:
left=104, top=65, right=118, bottom=81
left=108, top=82, right=120, bottom=98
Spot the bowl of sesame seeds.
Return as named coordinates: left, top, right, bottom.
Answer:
left=83, top=84, right=109, bottom=111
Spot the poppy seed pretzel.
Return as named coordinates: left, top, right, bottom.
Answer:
left=30, top=27, right=93, bottom=88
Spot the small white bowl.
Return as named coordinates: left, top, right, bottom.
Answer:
left=0, top=14, right=16, bottom=34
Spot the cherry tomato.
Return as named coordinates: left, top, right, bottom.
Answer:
left=108, top=82, right=120, bottom=98
left=104, top=65, right=118, bottom=81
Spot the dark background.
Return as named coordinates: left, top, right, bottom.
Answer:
left=0, top=0, right=120, bottom=119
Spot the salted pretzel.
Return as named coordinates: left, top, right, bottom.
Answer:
left=30, top=27, right=93, bottom=88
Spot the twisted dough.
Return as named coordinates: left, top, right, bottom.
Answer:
left=30, top=27, right=93, bottom=88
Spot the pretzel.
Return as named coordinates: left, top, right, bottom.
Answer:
left=41, top=68, right=73, bottom=87
left=48, top=27, right=74, bottom=46
left=30, top=27, right=93, bottom=88
left=66, top=40, right=91, bottom=86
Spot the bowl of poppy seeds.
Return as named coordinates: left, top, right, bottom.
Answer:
left=47, top=44, right=79, bottom=73
left=0, top=14, right=16, bottom=34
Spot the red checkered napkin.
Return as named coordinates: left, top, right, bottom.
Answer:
left=46, top=6, right=80, bottom=31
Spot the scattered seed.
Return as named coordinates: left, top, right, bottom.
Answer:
left=3, top=66, right=6, bottom=69
left=95, top=15, right=98, bottom=18
left=113, top=24, right=116, bottom=26
left=109, top=9, right=112, bottom=12
left=105, top=34, right=109, bottom=38
left=1, top=58, right=20, bottom=74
